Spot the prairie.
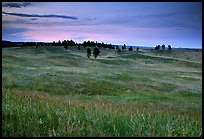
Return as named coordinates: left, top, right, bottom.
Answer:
left=2, top=46, right=202, bottom=137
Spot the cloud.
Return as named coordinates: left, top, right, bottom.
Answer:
left=87, top=18, right=97, bottom=21
left=30, top=18, right=38, bottom=20
left=100, top=11, right=201, bottom=31
left=2, top=11, right=78, bottom=20
left=2, top=19, right=38, bottom=25
left=2, top=27, right=29, bottom=42
left=2, top=19, right=77, bottom=27
left=2, top=2, right=32, bottom=8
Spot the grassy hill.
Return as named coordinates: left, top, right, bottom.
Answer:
left=2, top=46, right=202, bottom=137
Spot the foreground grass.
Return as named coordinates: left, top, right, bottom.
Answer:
left=2, top=46, right=202, bottom=137
left=2, top=89, right=201, bottom=137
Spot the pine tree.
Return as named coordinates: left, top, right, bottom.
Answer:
left=93, top=47, right=100, bottom=58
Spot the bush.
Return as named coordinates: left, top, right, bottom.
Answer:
left=87, top=47, right=91, bottom=58
left=128, top=46, right=133, bottom=51
left=93, top=47, right=100, bottom=58
left=162, top=44, right=165, bottom=50
left=155, top=45, right=160, bottom=51
left=168, top=45, right=172, bottom=50
left=122, top=44, right=126, bottom=50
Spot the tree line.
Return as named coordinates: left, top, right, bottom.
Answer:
left=155, top=44, right=172, bottom=50
left=2, top=39, right=173, bottom=59
left=52, top=40, right=115, bottom=50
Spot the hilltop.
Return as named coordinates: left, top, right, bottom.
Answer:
left=2, top=45, right=202, bottom=137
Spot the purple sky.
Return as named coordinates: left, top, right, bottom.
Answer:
left=2, top=2, right=202, bottom=48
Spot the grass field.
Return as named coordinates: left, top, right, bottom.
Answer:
left=2, top=46, right=202, bottom=137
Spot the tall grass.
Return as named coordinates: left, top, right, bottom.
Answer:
left=2, top=89, right=202, bottom=137
left=2, top=46, right=202, bottom=137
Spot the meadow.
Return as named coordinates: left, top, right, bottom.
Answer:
left=2, top=45, right=202, bottom=137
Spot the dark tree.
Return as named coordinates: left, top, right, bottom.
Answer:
left=87, top=40, right=91, bottom=47
left=124, top=44, right=126, bottom=49
left=90, top=41, right=95, bottom=47
left=128, top=46, right=133, bottom=51
left=62, top=40, right=67, bottom=46
left=155, top=45, right=160, bottom=51
left=52, top=41, right=56, bottom=46
left=122, top=44, right=126, bottom=50
left=62, top=40, right=68, bottom=49
left=162, top=44, right=166, bottom=50
left=107, top=43, right=113, bottom=49
left=83, top=41, right=87, bottom=48
left=97, top=42, right=102, bottom=48
left=57, top=40, right=61, bottom=46
left=116, top=45, right=119, bottom=49
left=87, top=47, right=92, bottom=58
left=137, top=47, right=139, bottom=51
left=168, top=45, right=172, bottom=50
left=68, top=39, right=75, bottom=46
left=93, top=47, right=100, bottom=58
left=101, top=42, right=106, bottom=48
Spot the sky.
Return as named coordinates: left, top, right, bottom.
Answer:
left=2, top=2, right=202, bottom=48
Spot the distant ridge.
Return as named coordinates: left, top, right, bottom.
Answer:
left=2, top=40, right=201, bottom=50
left=2, top=40, right=12, bottom=43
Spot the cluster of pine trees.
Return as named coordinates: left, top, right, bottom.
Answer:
left=52, top=40, right=114, bottom=49
left=34, top=39, right=173, bottom=58
left=155, top=44, right=172, bottom=50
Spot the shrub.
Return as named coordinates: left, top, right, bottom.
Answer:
left=93, top=47, right=100, bottom=58
left=168, top=45, right=172, bottom=50
left=128, top=46, right=133, bottom=51
left=162, top=44, right=165, bottom=50
left=155, top=45, right=160, bottom=51
left=87, top=47, right=91, bottom=58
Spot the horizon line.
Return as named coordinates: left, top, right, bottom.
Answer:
left=2, top=39, right=202, bottom=49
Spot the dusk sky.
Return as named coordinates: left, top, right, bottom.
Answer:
left=2, top=2, right=202, bottom=48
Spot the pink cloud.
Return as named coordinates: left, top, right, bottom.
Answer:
left=9, top=23, right=182, bottom=47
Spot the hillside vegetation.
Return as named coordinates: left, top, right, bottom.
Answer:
left=2, top=46, right=202, bottom=137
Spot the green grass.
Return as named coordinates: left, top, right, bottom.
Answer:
left=2, top=46, right=202, bottom=137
